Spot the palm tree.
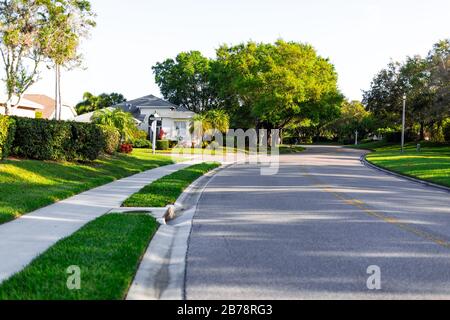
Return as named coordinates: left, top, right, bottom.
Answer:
left=191, top=110, right=230, bottom=146
left=92, top=109, right=136, bottom=142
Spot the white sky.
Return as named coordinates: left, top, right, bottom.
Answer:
left=23, top=0, right=450, bottom=105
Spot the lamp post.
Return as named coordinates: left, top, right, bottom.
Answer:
left=150, top=112, right=161, bottom=155
left=401, top=94, right=406, bottom=153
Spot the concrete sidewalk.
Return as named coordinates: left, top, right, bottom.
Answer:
left=0, top=161, right=199, bottom=284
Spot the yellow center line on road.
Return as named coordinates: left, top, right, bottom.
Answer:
left=302, top=170, right=450, bottom=250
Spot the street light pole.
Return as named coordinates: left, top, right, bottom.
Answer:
left=401, top=94, right=406, bottom=153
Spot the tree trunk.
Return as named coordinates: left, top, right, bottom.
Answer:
left=4, top=100, right=12, bottom=116
left=54, top=65, right=62, bottom=121
left=58, top=65, right=62, bottom=121
left=419, top=122, right=425, bottom=141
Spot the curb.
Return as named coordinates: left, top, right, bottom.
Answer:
left=125, top=163, right=231, bottom=300
left=168, top=163, right=231, bottom=222
left=360, top=155, right=450, bottom=194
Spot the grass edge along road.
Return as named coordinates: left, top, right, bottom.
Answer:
left=0, top=149, right=175, bottom=225
left=350, top=141, right=450, bottom=188
left=0, top=213, right=158, bottom=300
left=123, top=162, right=221, bottom=208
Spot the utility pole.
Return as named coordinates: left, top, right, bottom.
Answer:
left=355, top=130, right=358, bottom=146
left=401, top=94, right=406, bottom=153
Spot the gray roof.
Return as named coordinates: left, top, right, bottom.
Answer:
left=74, top=95, right=194, bottom=123
left=114, top=94, right=189, bottom=122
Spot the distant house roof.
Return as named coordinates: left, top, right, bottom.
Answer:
left=115, top=94, right=185, bottom=109
left=24, top=94, right=77, bottom=119
left=113, top=94, right=191, bottom=122
left=0, top=94, right=45, bottom=110
left=74, top=94, right=195, bottom=123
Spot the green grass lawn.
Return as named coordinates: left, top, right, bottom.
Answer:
left=362, top=142, right=450, bottom=188
left=123, top=162, right=221, bottom=208
left=0, top=149, right=174, bottom=225
left=0, top=213, right=158, bottom=300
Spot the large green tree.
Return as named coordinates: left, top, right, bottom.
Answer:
left=153, top=51, right=218, bottom=113
left=363, top=39, right=450, bottom=141
left=331, top=100, right=373, bottom=143
left=212, top=40, right=342, bottom=131
left=428, top=40, right=450, bottom=123
left=39, top=0, right=95, bottom=120
left=76, top=92, right=127, bottom=115
left=153, top=40, right=342, bottom=134
left=0, top=0, right=43, bottom=114
left=0, top=0, right=95, bottom=116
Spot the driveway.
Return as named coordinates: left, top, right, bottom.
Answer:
left=185, top=145, right=450, bottom=299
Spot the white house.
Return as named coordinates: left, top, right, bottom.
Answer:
left=74, top=94, right=196, bottom=142
left=0, top=95, right=45, bottom=118
left=24, top=94, right=77, bottom=120
left=0, top=94, right=77, bottom=120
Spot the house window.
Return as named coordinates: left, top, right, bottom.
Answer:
left=175, top=121, right=187, bottom=138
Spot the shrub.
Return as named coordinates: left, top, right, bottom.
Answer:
left=69, top=122, right=105, bottom=161
left=11, top=117, right=104, bottom=161
left=132, top=139, right=152, bottom=149
left=12, top=117, right=72, bottom=161
left=0, top=115, right=16, bottom=160
left=156, top=140, right=170, bottom=150
left=99, top=125, right=120, bottom=154
left=169, top=140, right=179, bottom=149
left=385, top=130, right=417, bottom=143
left=131, top=129, right=148, bottom=141
left=120, top=143, right=133, bottom=154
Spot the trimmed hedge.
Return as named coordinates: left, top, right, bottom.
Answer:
left=156, top=140, right=170, bottom=151
left=132, top=139, right=152, bottom=149
left=0, top=115, right=16, bottom=160
left=70, top=122, right=106, bottom=161
left=11, top=117, right=104, bottom=161
left=99, top=125, right=120, bottom=154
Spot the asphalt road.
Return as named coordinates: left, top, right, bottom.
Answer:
left=185, top=145, right=450, bottom=299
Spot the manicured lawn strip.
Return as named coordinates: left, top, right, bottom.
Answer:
left=123, top=162, right=221, bottom=208
left=0, top=213, right=158, bottom=300
left=0, top=149, right=174, bottom=225
left=364, top=142, right=450, bottom=188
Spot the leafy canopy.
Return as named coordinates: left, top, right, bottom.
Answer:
left=76, top=92, right=126, bottom=115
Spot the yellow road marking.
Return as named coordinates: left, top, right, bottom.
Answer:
left=302, top=169, right=450, bottom=250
